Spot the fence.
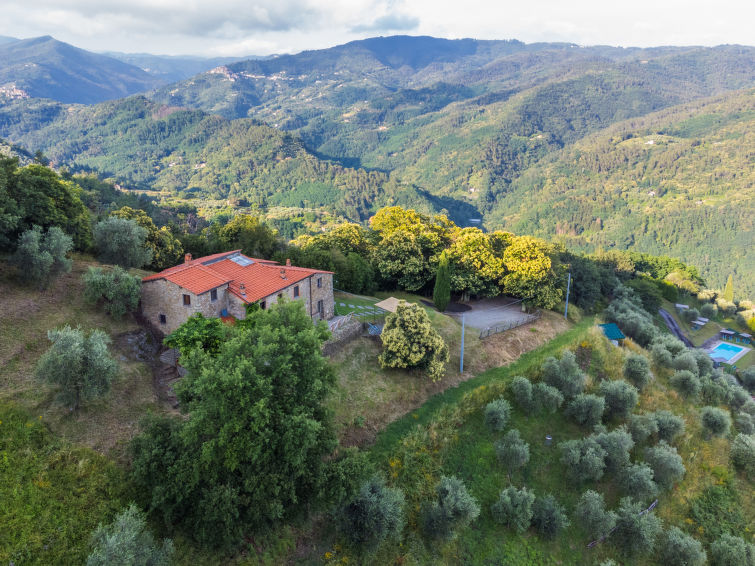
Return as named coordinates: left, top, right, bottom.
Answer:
left=587, top=499, right=658, bottom=548
left=479, top=311, right=541, bottom=339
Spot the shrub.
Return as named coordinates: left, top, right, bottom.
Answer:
left=618, top=463, right=658, bottom=501
left=623, top=353, right=652, bottom=391
left=682, top=308, right=700, bottom=323
left=612, top=497, right=663, bottom=557
left=741, top=367, right=755, bottom=393
left=338, top=476, right=405, bottom=549
left=559, top=438, right=606, bottom=483
left=652, top=410, right=685, bottom=443
left=700, top=407, right=731, bottom=438
left=700, top=303, right=717, bottom=318
left=509, top=376, right=535, bottom=413
left=670, top=370, right=701, bottom=400
left=83, top=266, right=141, bottom=319
left=490, top=486, right=534, bottom=533
left=421, top=476, right=480, bottom=541
left=599, top=380, right=639, bottom=421
left=574, top=490, right=616, bottom=540
left=93, top=217, right=152, bottom=268
left=673, top=352, right=700, bottom=375
left=700, top=374, right=731, bottom=406
left=565, top=393, right=606, bottom=428
left=728, top=384, right=751, bottom=410
left=541, top=350, right=586, bottom=399
left=716, top=298, right=737, bottom=317
left=12, top=225, right=73, bottom=289
left=629, top=413, right=659, bottom=444
left=593, top=427, right=634, bottom=473
left=644, top=441, right=685, bottom=490
left=495, top=429, right=530, bottom=479
left=531, top=494, right=570, bottom=539
left=709, top=534, right=755, bottom=566
left=659, top=526, right=706, bottom=566
left=35, top=325, right=118, bottom=411
left=484, top=398, right=512, bottom=432
left=532, top=382, right=564, bottom=413
left=735, top=413, right=755, bottom=435
left=730, top=434, right=755, bottom=478
left=86, top=504, right=173, bottom=566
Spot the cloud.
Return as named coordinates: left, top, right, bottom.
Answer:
left=351, top=12, right=419, bottom=33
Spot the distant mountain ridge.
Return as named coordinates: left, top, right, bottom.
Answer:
left=103, top=52, right=263, bottom=84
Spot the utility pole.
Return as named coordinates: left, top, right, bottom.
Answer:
left=564, top=271, right=571, bottom=320
left=460, top=312, right=465, bottom=373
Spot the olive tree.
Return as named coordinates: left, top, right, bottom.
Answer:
left=484, top=398, right=512, bottom=432
left=644, top=441, right=685, bottom=490
left=652, top=410, right=685, bottom=443
left=12, top=225, right=72, bottom=289
left=490, top=486, right=534, bottom=533
left=565, top=394, right=605, bottom=428
left=624, top=353, right=653, bottom=391
left=593, top=427, right=634, bottom=473
left=510, top=376, right=535, bottom=414
left=533, top=382, right=564, bottom=413
left=709, top=534, right=755, bottom=566
left=731, top=434, right=755, bottom=478
left=659, top=527, right=706, bottom=566
left=612, top=497, right=663, bottom=557
left=339, top=476, right=406, bottom=549
left=421, top=476, right=480, bottom=541
left=700, top=407, right=731, bottom=438
left=629, top=413, right=659, bottom=444
left=83, top=266, right=141, bottom=319
left=599, top=380, right=639, bottom=421
left=574, top=490, right=616, bottom=540
left=495, top=429, right=530, bottom=479
left=94, top=217, right=152, bottom=269
left=670, top=370, right=701, bottom=400
left=531, top=494, right=570, bottom=539
left=618, top=463, right=658, bottom=501
left=542, top=351, right=586, bottom=399
left=559, top=438, right=606, bottom=483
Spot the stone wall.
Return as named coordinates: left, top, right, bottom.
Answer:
left=309, top=273, right=335, bottom=321
left=141, top=279, right=230, bottom=334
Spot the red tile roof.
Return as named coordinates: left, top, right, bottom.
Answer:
left=142, top=251, right=331, bottom=303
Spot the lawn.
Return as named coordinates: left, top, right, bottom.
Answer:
left=333, top=291, right=386, bottom=319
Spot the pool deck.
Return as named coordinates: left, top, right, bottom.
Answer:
left=705, top=340, right=752, bottom=365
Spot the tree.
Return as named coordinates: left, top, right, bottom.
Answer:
left=502, top=235, right=562, bottom=309
left=723, top=274, right=734, bottom=302
left=35, top=326, right=118, bottom=411
left=673, top=352, right=700, bottom=375
left=446, top=227, right=502, bottom=297
left=432, top=251, right=451, bottom=312
left=731, top=434, right=755, bottom=478
left=629, top=413, right=659, bottom=444
left=618, top=463, right=658, bottom=501
left=542, top=351, right=586, bottom=400
left=709, top=534, right=755, bottom=566
left=741, top=366, right=755, bottom=393
left=510, top=376, right=535, bottom=414
left=575, top=490, right=616, bottom=540
left=379, top=302, right=449, bottom=381
left=491, top=486, right=535, bottom=533
left=559, top=438, right=607, bottom=483
left=339, top=476, right=405, bottom=549
left=531, top=494, right=570, bottom=539
left=644, top=441, right=685, bottom=490
left=652, top=410, right=685, bottom=443
left=495, top=429, right=530, bottom=479
left=94, top=217, right=152, bottom=269
left=484, top=398, right=512, bottom=432
left=659, top=527, right=706, bottom=566
left=565, top=394, right=606, bottom=427
left=624, top=354, right=653, bottom=391
left=83, top=266, right=141, bottom=319
left=130, top=300, right=336, bottom=548
left=612, top=497, right=662, bottom=557
left=86, top=504, right=173, bottom=566
left=735, top=413, right=754, bottom=435
left=111, top=207, right=184, bottom=271
left=599, top=380, right=639, bottom=421
left=593, top=427, right=634, bottom=473
left=533, top=382, right=564, bottom=413
left=11, top=225, right=72, bottom=289
left=670, top=370, right=701, bottom=399
left=163, top=313, right=227, bottom=357
left=421, top=476, right=480, bottom=541
left=218, top=214, right=280, bottom=259
left=700, top=406, right=731, bottom=438
left=700, top=303, right=717, bottom=319
left=373, top=230, right=431, bottom=291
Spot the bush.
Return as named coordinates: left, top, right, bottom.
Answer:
left=618, top=463, right=658, bottom=501
left=532, top=382, right=564, bottom=413
left=644, top=441, right=685, bottom=490
left=709, top=534, right=755, bottom=566
left=490, top=486, right=534, bottom=533
left=652, top=410, right=685, bottom=443
left=670, top=370, right=701, bottom=400
left=735, top=413, right=755, bottom=435
left=701, top=407, right=732, bottom=438
left=599, top=380, right=639, bottom=421
left=531, top=494, right=570, bottom=539
left=593, top=427, right=634, bottom=473
left=484, top=398, right=512, bottom=432
left=682, top=308, right=700, bottom=323
left=574, top=490, right=616, bottom=540
left=730, top=434, right=755, bottom=478
left=510, top=376, right=535, bottom=413
left=86, top=504, right=173, bottom=566
left=559, top=438, right=606, bottom=483
left=35, top=325, right=118, bottom=411
left=624, top=353, right=653, bottom=391
left=495, top=429, right=530, bottom=478
left=612, top=497, right=663, bottom=557
left=541, top=350, right=586, bottom=399
left=659, top=526, right=706, bottom=566
left=629, top=413, right=659, bottom=444
left=339, top=476, right=405, bottom=549
left=700, top=303, right=717, bottom=318
left=83, top=266, right=141, bottom=319
left=94, top=217, right=152, bottom=268
left=565, top=394, right=605, bottom=427
left=741, top=367, right=755, bottom=393
left=11, top=225, right=73, bottom=289
left=379, top=302, right=449, bottom=381
left=421, top=476, right=480, bottom=541
left=701, top=374, right=731, bottom=406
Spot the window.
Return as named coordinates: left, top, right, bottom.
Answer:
left=294, top=285, right=300, bottom=298
left=260, top=301, right=266, bottom=310
left=183, top=294, right=191, bottom=306
left=159, top=314, right=166, bottom=325
left=317, top=277, right=322, bottom=288
left=317, top=299, right=323, bottom=314
left=210, top=289, right=218, bottom=302
left=277, top=293, right=283, bottom=300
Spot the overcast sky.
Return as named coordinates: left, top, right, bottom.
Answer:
left=2, top=0, right=753, bottom=57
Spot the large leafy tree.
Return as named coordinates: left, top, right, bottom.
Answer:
left=131, top=300, right=337, bottom=548
left=372, top=230, right=431, bottom=291
left=218, top=214, right=281, bottom=258
left=110, top=206, right=184, bottom=270
left=502, top=235, right=563, bottom=308
left=446, top=227, right=502, bottom=297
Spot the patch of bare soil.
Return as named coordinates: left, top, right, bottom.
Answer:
left=481, top=310, right=571, bottom=367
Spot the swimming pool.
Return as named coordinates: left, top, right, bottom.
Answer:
left=709, top=342, right=748, bottom=362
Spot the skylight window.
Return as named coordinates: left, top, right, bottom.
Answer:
left=230, top=255, right=254, bottom=266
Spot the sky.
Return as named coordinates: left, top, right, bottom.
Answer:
left=1, top=0, right=753, bottom=57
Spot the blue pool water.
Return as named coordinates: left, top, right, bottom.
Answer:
left=709, top=342, right=747, bottom=362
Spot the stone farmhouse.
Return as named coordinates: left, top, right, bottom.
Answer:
left=141, top=250, right=334, bottom=334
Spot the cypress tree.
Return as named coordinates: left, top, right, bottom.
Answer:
left=723, top=274, right=734, bottom=302
left=433, top=252, right=451, bottom=312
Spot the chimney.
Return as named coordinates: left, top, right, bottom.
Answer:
left=239, top=283, right=246, bottom=296
left=280, top=268, right=287, bottom=279
left=286, top=258, right=291, bottom=266
left=184, top=253, right=192, bottom=263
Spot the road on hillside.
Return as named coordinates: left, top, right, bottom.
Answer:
left=658, top=308, right=694, bottom=348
